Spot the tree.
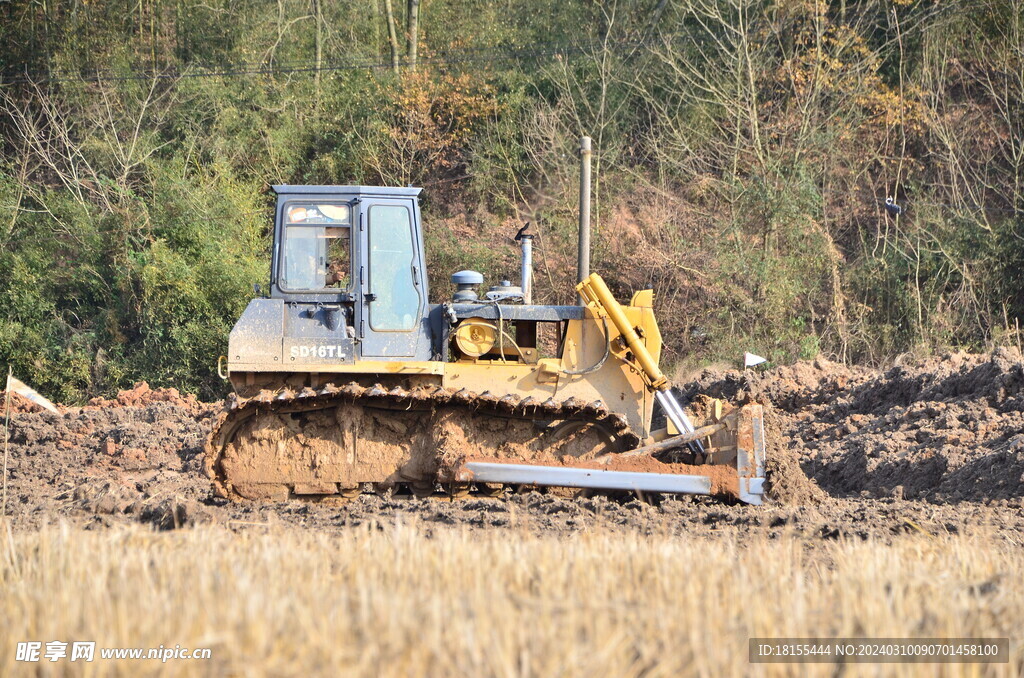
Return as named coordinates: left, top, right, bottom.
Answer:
left=384, top=0, right=400, bottom=73
left=407, top=0, right=420, bottom=71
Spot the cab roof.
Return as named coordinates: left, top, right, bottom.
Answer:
left=272, top=185, right=422, bottom=198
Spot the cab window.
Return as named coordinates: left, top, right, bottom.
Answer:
left=368, top=204, right=419, bottom=331
left=280, top=202, right=351, bottom=291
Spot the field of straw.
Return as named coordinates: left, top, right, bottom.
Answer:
left=0, top=521, right=1020, bottom=677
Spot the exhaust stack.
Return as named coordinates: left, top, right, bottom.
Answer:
left=515, top=224, right=534, bottom=304
left=520, top=232, right=534, bottom=305
left=577, top=135, right=592, bottom=305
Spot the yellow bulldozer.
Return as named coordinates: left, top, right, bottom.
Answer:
left=206, top=162, right=766, bottom=504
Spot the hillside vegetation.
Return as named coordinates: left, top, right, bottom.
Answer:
left=1, top=0, right=1022, bottom=401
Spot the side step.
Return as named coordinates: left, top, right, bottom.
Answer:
left=461, top=462, right=717, bottom=496
left=460, top=462, right=763, bottom=504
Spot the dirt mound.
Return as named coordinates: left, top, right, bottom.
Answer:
left=684, top=356, right=871, bottom=410
left=681, top=348, right=1024, bottom=504
left=3, top=400, right=218, bottom=529
left=86, top=381, right=206, bottom=412
left=760, top=408, right=827, bottom=506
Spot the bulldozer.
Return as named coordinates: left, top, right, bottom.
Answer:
left=205, top=182, right=766, bottom=505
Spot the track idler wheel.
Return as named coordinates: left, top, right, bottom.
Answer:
left=447, top=482, right=471, bottom=499
left=410, top=480, right=435, bottom=499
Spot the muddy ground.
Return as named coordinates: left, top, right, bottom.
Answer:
left=3, top=352, right=1024, bottom=540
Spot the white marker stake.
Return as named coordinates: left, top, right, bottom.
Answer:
left=6, top=376, right=59, bottom=414
left=744, top=352, right=768, bottom=368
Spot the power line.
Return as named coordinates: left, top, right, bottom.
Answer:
left=891, top=198, right=1023, bottom=218
left=1, top=0, right=971, bottom=87
left=31, top=39, right=584, bottom=78
left=1, top=36, right=656, bottom=86
left=1, top=0, right=964, bottom=87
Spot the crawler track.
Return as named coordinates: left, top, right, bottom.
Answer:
left=205, top=383, right=643, bottom=502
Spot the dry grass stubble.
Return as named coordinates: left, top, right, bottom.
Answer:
left=0, top=521, right=1021, bottom=677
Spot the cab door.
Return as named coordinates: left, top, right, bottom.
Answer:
left=356, top=198, right=426, bottom=358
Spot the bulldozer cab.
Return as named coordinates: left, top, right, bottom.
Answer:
left=239, top=185, right=433, bottom=365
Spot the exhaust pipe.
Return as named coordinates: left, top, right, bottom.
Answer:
left=513, top=223, right=534, bottom=304
left=577, top=136, right=592, bottom=305
left=519, top=230, right=534, bottom=305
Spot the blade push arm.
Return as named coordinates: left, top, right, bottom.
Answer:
left=576, top=273, right=702, bottom=449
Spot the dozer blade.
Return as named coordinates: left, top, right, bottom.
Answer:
left=454, top=402, right=767, bottom=505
